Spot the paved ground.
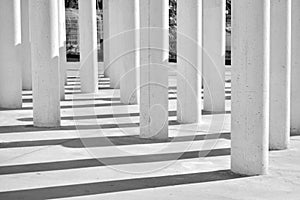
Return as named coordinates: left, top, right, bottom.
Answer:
left=0, top=70, right=299, bottom=200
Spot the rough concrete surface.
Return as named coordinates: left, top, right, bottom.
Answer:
left=0, top=71, right=299, bottom=199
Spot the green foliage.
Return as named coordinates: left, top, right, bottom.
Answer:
left=65, top=0, right=231, bottom=62
left=226, top=0, right=231, bottom=15
left=65, top=0, right=102, bottom=10
left=65, top=0, right=77, bottom=9
left=169, top=0, right=177, bottom=61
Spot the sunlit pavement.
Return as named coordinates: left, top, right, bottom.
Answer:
left=0, top=69, right=299, bottom=200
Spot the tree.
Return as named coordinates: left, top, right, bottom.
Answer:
left=65, top=0, right=102, bottom=10
left=226, top=0, right=231, bottom=15
left=65, top=0, right=78, bottom=9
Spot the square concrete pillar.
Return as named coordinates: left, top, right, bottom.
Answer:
left=177, top=0, right=202, bottom=123
left=58, top=0, right=67, bottom=100
left=105, top=0, right=139, bottom=103
left=106, top=0, right=122, bottom=89
left=231, top=0, right=270, bottom=175
left=103, top=0, right=111, bottom=78
left=291, top=0, right=300, bottom=135
left=0, top=0, right=22, bottom=109
left=139, top=0, right=169, bottom=139
left=119, top=0, right=140, bottom=105
left=30, top=0, right=61, bottom=127
left=79, top=0, right=98, bottom=93
left=21, top=0, right=32, bottom=91
left=203, top=0, right=226, bottom=113
left=269, top=0, right=291, bottom=150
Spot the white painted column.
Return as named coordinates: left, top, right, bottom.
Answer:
left=140, top=0, right=169, bottom=139
left=0, top=0, right=22, bottom=109
left=231, top=0, right=270, bottom=175
left=203, top=0, right=225, bottom=113
left=177, top=0, right=202, bottom=123
left=30, top=0, right=61, bottom=127
left=21, top=0, right=32, bottom=90
left=58, top=0, right=67, bottom=100
left=107, top=0, right=122, bottom=89
left=79, top=0, right=98, bottom=93
left=269, top=0, right=291, bottom=150
left=291, top=0, right=300, bottom=135
left=119, top=0, right=140, bottom=104
left=103, top=0, right=110, bottom=77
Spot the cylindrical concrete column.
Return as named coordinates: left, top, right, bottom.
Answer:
left=269, top=0, right=291, bottom=150
left=177, top=0, right=202, bottom=123
left=140, top=0, right=169, bottom=139
left=21, top=0, right=32, bottom=91
left=119, top=0, right=140, bottom=104
left=202, top=0, right=225, bottom=113
left=231, top=0, right=270, bottom=175
left=291, top=0, right=300, bottom=135
left=30, top=0, right=61, bottom=127
left=0, top=0, right=22, bottom=109
left=58, top=0, right=67, bottom=100
left=79, top=0, right=98, bottom=93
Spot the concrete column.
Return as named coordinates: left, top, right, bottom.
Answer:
left=21, top=0, right=32, bottom=90
left=231, top=0, right=270, bottom=175
left=269, top=0, right=291, bottom=150
left=291, top=0, right=300, bottom=135
left=98, top=62, right=105, bottom=74
left=79, top=0, right=98, bottom=93
left=203, top=0, right=225, bottom=113
left=30, top=0, right=61, bottom=127
left=0, top=0, right=22, bottom=109
left=103, top=0, right=110, bottom=77
left=140, top=0, right=169, bottom=139
left=107, top=0, right=122, bottom=89
left=58, top=0, right=67, bottom=100
left=119, top=0, right=140, bottom=104
left=177, top=0, right=202, bottom=123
